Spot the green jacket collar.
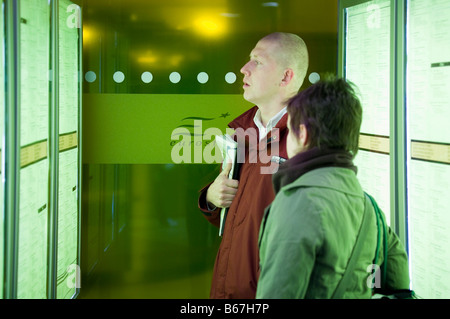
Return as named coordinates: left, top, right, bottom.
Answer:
left=281, top=166, right=363, bottom=198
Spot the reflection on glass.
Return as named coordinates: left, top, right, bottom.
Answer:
left=79, top=0, right=338, bottom=299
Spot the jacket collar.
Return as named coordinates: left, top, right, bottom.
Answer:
left=283, top=166, right=363, bottom=197
left=228, top=106, right=259, bottom=130
left=272, top=147, right=358, bottom=194
left=228, top=106, right=288, bottom=142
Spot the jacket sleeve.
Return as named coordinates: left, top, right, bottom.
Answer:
left=198, top=183, right=221, bottom=228
left=384, top=225, right=411, bottom=290
left=256, top=196, right=323, bottom=299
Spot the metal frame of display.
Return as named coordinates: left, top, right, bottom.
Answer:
left=0, top=0, right=3, bottom=300
left=3, top=0, right=20, bottom=299
left=48, top=0, right=60, bottom=299
left=338, top=0, right=408, bottom=246
left=392, top=0, right=407, bottom=250
left=75, top=1, right=83, bottom=300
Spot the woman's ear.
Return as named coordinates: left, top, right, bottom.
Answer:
left=299, top=124, right=308, bottom=147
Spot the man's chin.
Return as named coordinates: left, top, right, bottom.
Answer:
left=243, top=92, right=256, bottom=104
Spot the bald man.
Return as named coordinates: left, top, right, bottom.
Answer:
left=198, top=33, right=309, bottom=299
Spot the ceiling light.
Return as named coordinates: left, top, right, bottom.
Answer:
left=194, top=16, right=226, bottom=37
left=220, top=13, right=240, bottom=18
left=262, top=2, right=279, bottom=7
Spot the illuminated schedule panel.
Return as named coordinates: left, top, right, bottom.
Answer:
left=0, top=0, right=81, bottom=299
left=57, top=147, right=79, bottom=298
left=57, top=0, right=81, bottom=299
left=406, top=0, right=450, bottom=299
left=342, top=0, right=392, bottom=222
left=17, top=0, right=50, bottom=299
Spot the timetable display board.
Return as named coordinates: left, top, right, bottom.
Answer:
left=17, top=0, right=50, bottom=299
left=57, top=0, right=81, bottom=299
left=17, top=161, right=49, bottom=298
left=406, top=0, right=450, bottom=299
left=341, top=0, right=392, bottom=222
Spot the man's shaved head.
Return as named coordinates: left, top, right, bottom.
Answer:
left=259, top=32, right=309, bottom=91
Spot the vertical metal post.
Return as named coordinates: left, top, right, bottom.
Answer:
left=392, top=0, right=408, bottom=248
left=337, top=0, right=346, bottom=77
left=0, top=0, right=3, bottom=300
left=47, top=0, right=59, bottom=299
left=389, top=0, right=397, bottom=230
left=75, top=4, right=83, bottom=298
left=3, top=0, right=20, bottom=299
left=388, top=0, right=408, bottom=246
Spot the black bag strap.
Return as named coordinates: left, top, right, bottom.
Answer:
left=331, top=194, right=373, bottom=298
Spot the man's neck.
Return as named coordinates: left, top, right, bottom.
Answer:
left=258, top=104, right=286, bottom=127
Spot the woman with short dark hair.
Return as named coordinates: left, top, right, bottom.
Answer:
left=256, top=76, right=410, bottom=299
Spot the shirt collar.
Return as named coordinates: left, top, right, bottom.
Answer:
left=253, top=107, right=287, bottom=139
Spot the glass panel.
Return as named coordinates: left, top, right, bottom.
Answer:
left=57, top=0, right=81, bottom=299
left=344, top=0, right=392, bottom=222
left=79, top=0, right=339, bottom=298
left=406, top=0, right=450, bottom=299
left=17, top=0, right=50, bottom=299
left=83, top=164, right=101, bottom=275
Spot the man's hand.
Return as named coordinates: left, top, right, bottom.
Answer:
left=206, top=162, right=239, bottom=209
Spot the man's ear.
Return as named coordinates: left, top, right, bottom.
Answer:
left=281, top=68, right=294, bottom=87
left=299, top=124, right=308, bottom=147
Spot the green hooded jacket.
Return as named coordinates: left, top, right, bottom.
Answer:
left=256, top=166, right=410, bottom=299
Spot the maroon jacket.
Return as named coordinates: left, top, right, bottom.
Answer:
left=198, top=106, right=288, bottom=299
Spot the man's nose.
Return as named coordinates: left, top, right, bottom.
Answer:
left=240, top=62, right=250, bottom=76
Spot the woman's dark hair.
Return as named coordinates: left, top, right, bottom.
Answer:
left=287, top=75, right=363, bottom=157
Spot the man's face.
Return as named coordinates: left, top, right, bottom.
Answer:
left=240, top=39, right=285, bottom=105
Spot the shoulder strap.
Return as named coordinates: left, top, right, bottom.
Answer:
left=366, top=192, right=388, bottom=288
left=331, top=194, right=373, bottom=299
